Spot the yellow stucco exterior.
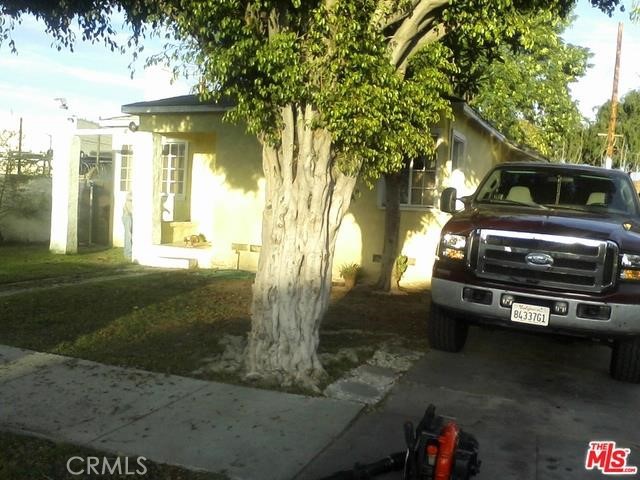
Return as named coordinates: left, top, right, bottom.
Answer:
left=114, top=102, right=536, bottom=284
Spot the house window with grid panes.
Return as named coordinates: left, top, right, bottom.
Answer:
left=161, top=141, right=187, bottom=195
left=119, top=145, right=133, bottom=192
left=399, top=137, right=438, bottom=208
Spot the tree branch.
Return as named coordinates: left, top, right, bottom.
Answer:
left=397, top=22, right=446, bottom=74
left=388, top=0, right=448, bottom=68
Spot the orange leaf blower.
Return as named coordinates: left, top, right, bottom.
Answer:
left=403, top=404, right=480, bottom=480
left=318, top=404, right=480, bottom=480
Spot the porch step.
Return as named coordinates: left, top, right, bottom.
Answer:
left=139, top=244, right=229, bottom=270
left=142, top=256, right=197, bottom=270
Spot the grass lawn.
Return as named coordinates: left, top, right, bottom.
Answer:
left=0, top=245, right=131, bottom=285
left=0, top=268, right=428, bottom=387
left=0, top=430, right=226, bottom=480
left=0, top=247, right=428, bottom=477
left=0, top=270, right=253, bottom=377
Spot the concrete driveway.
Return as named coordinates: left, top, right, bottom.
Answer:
left=299, top=326, right=640, bottom=480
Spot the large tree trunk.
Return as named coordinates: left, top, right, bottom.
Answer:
left=247, top=105, right=358, bottom=389
left=375, top=173, right=402, bottom=292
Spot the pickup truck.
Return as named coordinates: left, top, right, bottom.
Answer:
left=431, top=162, right=640, bottom=383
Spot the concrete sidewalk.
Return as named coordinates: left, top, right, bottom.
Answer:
left=0, top=345, right=362, bottom=480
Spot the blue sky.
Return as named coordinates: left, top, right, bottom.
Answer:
left=563, top=0, right=640, bottom=119
left=0, top=1, right=639, bottom=152
left=0, top=14, right=191, bottom=151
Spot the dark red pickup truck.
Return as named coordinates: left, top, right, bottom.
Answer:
left=430, top=162, right=640, bottom=382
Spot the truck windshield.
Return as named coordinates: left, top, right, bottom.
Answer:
left=475, top=167, right=639, bottom=216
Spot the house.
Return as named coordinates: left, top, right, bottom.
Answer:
left=49, top=95, right=542, bottom=285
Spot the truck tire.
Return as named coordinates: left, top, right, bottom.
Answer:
left=427, top=304, right=468, bottom=352
left=610, top=336, right=640, bottom=383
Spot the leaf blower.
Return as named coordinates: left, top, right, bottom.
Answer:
left=317, top=404, right=480, bottom=480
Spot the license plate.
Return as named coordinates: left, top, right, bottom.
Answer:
left=511, top=303, right=550, bottom=326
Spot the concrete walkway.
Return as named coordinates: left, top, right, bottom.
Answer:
left=0, top=345, right=362, bottom=480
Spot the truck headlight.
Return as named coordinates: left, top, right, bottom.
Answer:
left=440, top=233, right=467, bottom=261
left=620, top=253, right=640, bottom=281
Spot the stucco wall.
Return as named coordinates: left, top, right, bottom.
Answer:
left=137, top=113, right=264, bottom=268
left=332, top=110, right=507, bottom=286
left=0, top=175, right=51, bottom=243
left=130, top=108, right=513, bottom=282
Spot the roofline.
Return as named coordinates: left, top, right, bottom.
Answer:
left=461, top=103, right=507, bottom=144
left=121, top=104, right=230, bottom=114
left=121, top=95, right=544, bottom=163
left=458, top=103, right=547, bottom=162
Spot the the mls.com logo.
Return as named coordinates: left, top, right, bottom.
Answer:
left=585, top=441, right=638, bottom=475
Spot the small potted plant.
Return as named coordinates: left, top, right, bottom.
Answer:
left=339, top=262, right=361, bottom=289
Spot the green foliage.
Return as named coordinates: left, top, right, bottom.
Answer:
left=467, top=13, right=587, bottom=158
left=581, top=89, right=640, bottom=168
left=394, top=254, right=409, bottom=284
left=339, top=262, right=361, bottom=279
left=0, top=0, right=623, bottom=183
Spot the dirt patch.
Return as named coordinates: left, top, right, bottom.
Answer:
left=191, top=285, right=430, bottom=391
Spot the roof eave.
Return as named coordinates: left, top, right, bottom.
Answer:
left=459, top=103, right=547, bottom=162
left=121, top=105, right=231, bottom=114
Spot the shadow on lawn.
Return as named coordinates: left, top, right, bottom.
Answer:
left=322, top=285, right=430, bottom=345
left=0, top=244, right=131, bottom=285
left=0, top=272, right=429, bottom=389
left=0, top=272, right=254, bottom=372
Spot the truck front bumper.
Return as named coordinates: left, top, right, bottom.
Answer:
left=431, top=278, right=640, bottom=337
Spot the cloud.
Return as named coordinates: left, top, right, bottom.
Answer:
left=0, top=50, right=134, bottom=89
left=564, top=1, right=640, bottom=119
left=139, top=65, right=192, bottom=101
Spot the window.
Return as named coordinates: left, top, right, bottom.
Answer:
left=399, top=153, right=437, bottom=207
left=119, top=145, right=133, bottom=192
left=161, top=141, right=187, bottom=195
left=451, top=134, right=465, bottom=171
left=397, top=134, right=440, bottom=208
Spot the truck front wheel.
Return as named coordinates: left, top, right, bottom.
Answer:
left=427, top=304, right=468, bottom=352
left=610, top=336, right=640, bottom=383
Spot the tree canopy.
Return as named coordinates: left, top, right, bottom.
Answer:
left=467, top=14, right=588, bottom=159
left=0, top=0, right=623, bottom=178
left=582, top=89, right=640, bottom=168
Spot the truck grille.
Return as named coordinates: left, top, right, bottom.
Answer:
left=473, top=229, right=618, bottom=293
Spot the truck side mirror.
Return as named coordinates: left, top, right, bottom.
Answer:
left=440, top=187, right=458, bottom=213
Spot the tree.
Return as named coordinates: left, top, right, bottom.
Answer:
left=374, top=9, right=589, bottom=292
left=0, top=0, right=622, bottom=388
left=0, top=129, right=17, bottom=241
left=467, top=14, right=588, bottom=159
left=582, top=89, right=640, bottom=168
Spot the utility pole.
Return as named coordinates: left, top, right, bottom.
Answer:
left=604, top=22, right=623, bottom=169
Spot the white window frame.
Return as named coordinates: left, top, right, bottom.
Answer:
left=160, top=138, right=188, bottom=198
left=399, top=132, right=440, bottom=209
left=376, top=131, right=443, bottom=210
left=118, top=144, right=134, bottom=192
left=451, top=131, right=466, bottom=172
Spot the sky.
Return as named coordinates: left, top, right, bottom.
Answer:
left=0, top=14, right=192, bottom=152
left=0, top=1, right=639, bottom=152
left=562, top=0, right=640, bottom=120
